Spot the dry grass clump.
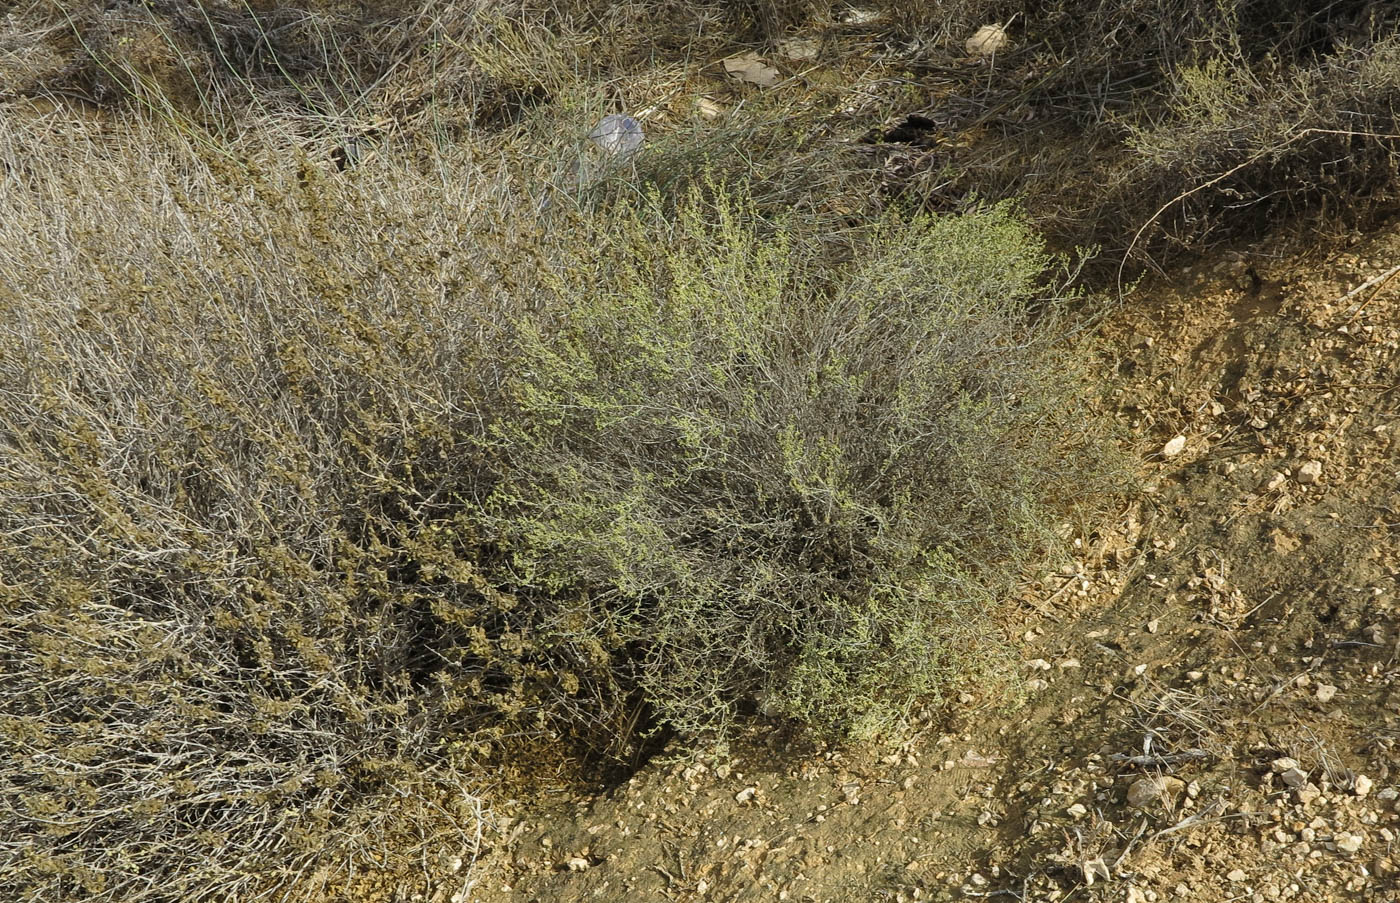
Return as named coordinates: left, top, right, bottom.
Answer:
left=0, top=116, right=503, bottom=902
left=850, top=0, right=1400, bottom=262
left=0, top=1, right=831, bottom=126
left=5, top=1, right=1400, bottom=266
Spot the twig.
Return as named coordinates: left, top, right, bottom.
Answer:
left=1108, top=748, right=1209, bottom=769
left=1113, top=819, right=1148, bottom=870
left=1149, top=796, right=1232, bottom=840
left=1117, top=127, right=1400, bottom=300
left=1338, top=263, right=1400, bottom=325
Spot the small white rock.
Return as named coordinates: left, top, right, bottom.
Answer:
left=735, top=786, right=756, bottom=803
left=1127, top=775, right=1184, bottom=808
left=1315, top=684, right=1338, bottom=703
left=1227, top=869, right=1247, bottom=882
left=965, top=24, right=1009, bottom=56
left=1297, top=460, right=1323, bottom=484
left=1271, top=757, right=1300, bottom=774
left=566, top=857, right=591, bottom=871
left=1067, top=803, right=1088, bottom=818
left=1336, top=832, right=1364, bottom=853
left=1280, top=767, right=1310, bottom=789
left=1162, top=435, right=1187, bottom=458
left=1354, top=775, right=1374, bottom=798
left=1026, top=658, right=1052, bottom=671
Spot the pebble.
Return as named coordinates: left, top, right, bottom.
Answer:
left=1162, top=435, right=1187, bottom=458
left=1355, top=775, right=1374, bottom=797
left=1271, top=757, right=1300, bottom=774
left=1127, top=775, right=1185, bottom=808
left=1067, top=803, right=1088, bottom=818
left=1336, top=832, right=1364, bottom=853
left=1280, top=767, right=1310, bottom=789
left=735, top=787, right=756, bottom=803
left=565, top=857, right=591, bottom=871
left=1315, top=684, right=1338, bottom=703
left=1297, top=460, right=1323, bottom=484
left=1227, top=869, right=1247, bottom=882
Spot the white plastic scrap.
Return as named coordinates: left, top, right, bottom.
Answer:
left=588, top=114, right=645, bottom=156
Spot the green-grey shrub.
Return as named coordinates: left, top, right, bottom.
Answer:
left=481, top=188, right=1122, bottom=739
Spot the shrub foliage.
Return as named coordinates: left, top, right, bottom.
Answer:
left=0, top=107, right=1120, bottom=899
left=481, top=191, right=1118, bottom=739
left=0, top=121, right=498, bottom=902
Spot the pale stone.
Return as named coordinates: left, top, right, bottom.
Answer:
left=1336, top=832, right=1364, bottom=853
left=1127, top=775, right=1184, bottom=808
left=1297, top=460, right=1323, bottom=484
left=965, top=24, right=1009, bottom=56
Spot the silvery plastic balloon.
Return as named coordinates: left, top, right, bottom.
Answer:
left=587, top=114, right=645, bottom=156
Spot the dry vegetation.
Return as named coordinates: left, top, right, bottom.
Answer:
left=2, top=1, right=1400, bottom=901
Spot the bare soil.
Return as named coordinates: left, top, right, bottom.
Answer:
left=457, top=223, right=1400, bottom=903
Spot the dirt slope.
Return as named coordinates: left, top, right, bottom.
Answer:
left=461, top=224, right=1400, bottom=903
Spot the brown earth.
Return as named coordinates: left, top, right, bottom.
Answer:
left=445, top=222, right=1400, bottom=903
